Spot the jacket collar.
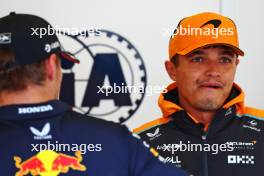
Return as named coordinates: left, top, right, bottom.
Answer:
left=0, top=100, right=70, bottom=121
left=170, top=105, right=237, bottom=137
left=158, top=82, right=245, bottom=118
left=158, top=82, right=244, bottom=134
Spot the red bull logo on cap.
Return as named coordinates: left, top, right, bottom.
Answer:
left=14, top=150, right=86, bottom=176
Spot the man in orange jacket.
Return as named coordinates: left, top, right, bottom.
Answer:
left=134, top=12, right=264, bottom=176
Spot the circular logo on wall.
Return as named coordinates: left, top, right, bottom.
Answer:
left=58, top=30, right=147, bottom=123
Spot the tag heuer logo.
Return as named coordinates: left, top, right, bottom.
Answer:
left=0, top=33, right=11, bottom=44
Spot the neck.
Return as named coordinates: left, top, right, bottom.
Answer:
left=0, top=85, right=57, bottom=107
left=186, top=108, right=215, bottom=127
left=179, top=98, right=216, bottom=130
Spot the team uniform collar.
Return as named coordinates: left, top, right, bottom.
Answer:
left=0, top=99, right=70, bottom=120
left=158, top=82, right=244, bottom=118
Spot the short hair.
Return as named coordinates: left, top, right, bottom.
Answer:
left=0, top=48, right=60, bottom=93
left=171, top=54, right=179, bottom=66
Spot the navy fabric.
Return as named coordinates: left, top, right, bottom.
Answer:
left=0, top=100, right=187, bottom=176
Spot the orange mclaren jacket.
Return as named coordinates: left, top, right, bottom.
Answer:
left=134, top=82, right=264, bottom=176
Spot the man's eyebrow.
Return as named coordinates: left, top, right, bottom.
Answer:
left=220, top=50, right=236, bottom=57
left=187, top=50, right=205, bottom=57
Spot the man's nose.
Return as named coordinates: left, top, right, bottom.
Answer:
left=204, top=62, right=221, bottom=77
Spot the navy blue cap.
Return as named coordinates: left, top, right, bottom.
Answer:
left=0, top=12, right=79, bottom=70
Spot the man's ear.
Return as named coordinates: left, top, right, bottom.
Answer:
left=165, top=60, right=177, bottom=81
left=45, top=54, right=58, bottom=80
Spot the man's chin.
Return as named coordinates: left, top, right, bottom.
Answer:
left=194, top=98, right=222, bottom=112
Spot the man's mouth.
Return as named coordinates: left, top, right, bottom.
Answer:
left=199, top=82, right=224, bottom=89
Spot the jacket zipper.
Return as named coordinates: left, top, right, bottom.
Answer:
left=201, top=133, right=208, bottom=176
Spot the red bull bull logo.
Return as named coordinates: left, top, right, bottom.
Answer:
left=14, top=150, right=86, bottom=176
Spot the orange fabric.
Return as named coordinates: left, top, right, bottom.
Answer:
left=134, top=82, right=264, bottom=133
left=223, top=83, right=244, bottom=110
left=186, top=112, right=199, bottom=124
left=169, top=12, right=244, bottom=59
left=159, top=82, right=245, bottom=118
left=158, top=82, right=183, bottom=118
left=242, top=107, right=264, bottom=118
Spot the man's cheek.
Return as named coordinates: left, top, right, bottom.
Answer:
left=226, top=74, right=235, bottom=87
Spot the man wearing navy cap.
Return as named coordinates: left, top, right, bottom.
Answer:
left=0, top=12, right=187, bottom=176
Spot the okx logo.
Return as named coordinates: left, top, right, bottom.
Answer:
left=227, top=155, right=255, bottom=165
left=59, top=30, right=147, bottom=123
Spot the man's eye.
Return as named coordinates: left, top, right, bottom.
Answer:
left=220, top=57, right=232, bottom=63
left=191, top=57, right=203, bottom=62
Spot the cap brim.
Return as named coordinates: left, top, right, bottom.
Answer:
left=60, top=52, right=80, bottom=64
left=178, top=43, right=244, bottom=57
